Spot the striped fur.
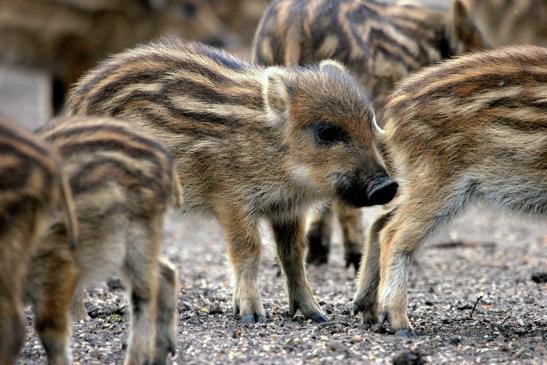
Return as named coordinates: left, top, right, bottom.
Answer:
left=0, top=116, right=77, bottom=365
left=26, top=116, right=181, bottom=364
left=252, top=0, right=486, bottom=270
left=354, top=46, right=547, bottom=335
left=253, top=0, right=485, bottom=115
left=66, top=40, right=396, bottom=324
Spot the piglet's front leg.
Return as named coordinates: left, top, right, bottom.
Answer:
left=271, top=216, right=327, bottom=323
left=218, top=205, right=266, bottom=324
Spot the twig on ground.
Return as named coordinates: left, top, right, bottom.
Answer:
left=430, top=241, right=496, bottom=250
left=468, top=295, right=483, bottom=320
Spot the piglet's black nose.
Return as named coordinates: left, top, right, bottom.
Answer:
left=367, top=176, right=398, bottom=205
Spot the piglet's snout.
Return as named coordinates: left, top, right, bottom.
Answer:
left=367, top=175, right=398, bottom=205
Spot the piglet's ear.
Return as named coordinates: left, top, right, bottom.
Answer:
left=262, top=66, right=291, bottom=125
left=319, top=59, right=347, bottom=73
left=451, top=0, right=485, bottom=51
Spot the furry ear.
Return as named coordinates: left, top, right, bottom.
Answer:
left=262, top=66, right=291, bottom=125
left=451, top=0, right=485, bottom=52
left=319, top=59, right=347, bottom=73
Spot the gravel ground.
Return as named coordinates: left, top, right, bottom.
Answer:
left=18, top=206, right=546, bottom=364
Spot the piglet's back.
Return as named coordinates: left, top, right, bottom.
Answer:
left=0, top=117, right=61, bottom=226
left=385, top=47, right=546, bottom=161
left=385, top=46, right=547, bottom=135
left=384, top=46, right=546, bottom=215
left=39, top=116, right=179, bottom=214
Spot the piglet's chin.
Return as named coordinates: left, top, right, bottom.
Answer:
left=336, top=184, right=371, bottom=208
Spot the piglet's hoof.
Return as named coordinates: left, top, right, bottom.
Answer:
left=378, top=311, right=416, bottom=337
left=395, top=329, right=417, bottom=338
left=153, top=341, right=176, bottom=365
left=344, top=251, right=362, bottom=272
left=351, top=300, right=364, bottom=316
left=310, top=313, right=329, bottom=323
left=241, top=314, right=267, bottom=324
left=378, top=312, right=388, bottom=326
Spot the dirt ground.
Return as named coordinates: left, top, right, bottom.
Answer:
left=18, top=205, right=546, bottom=364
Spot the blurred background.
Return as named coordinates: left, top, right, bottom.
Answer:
left=0, top=0, right=270, bottom=128
left=0, top=0, right=545, bottom=130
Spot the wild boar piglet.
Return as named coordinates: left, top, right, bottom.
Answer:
left=66, top=40, right=397, bottom=324
left=252, top=0, right=487, bottom=269
left=353, top=46, right=547, bottom=337
left=0, top=116, right=77, bottom=365
left=27, top=116, right=182, bottom=365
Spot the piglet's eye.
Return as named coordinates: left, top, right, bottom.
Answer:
left=312, top=121, right=349, bottom=146
left=180, top=2, right=197, bottom=16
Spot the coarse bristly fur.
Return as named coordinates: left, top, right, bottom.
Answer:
left=0, top=116, right=77, bottom=365
left=252, top=0, right=487, bottom=270
left=353, top=46, right=547, bottom=337
left=253, top=0, right=486, bottom=117
left=25, top=116, right=182, bottom=365
left=65, top=39, right=398, bottom=324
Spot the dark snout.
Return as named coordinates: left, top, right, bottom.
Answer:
left=336, top=173, right=398, bottom=208
left=366, top=175, right=398, bottom=205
